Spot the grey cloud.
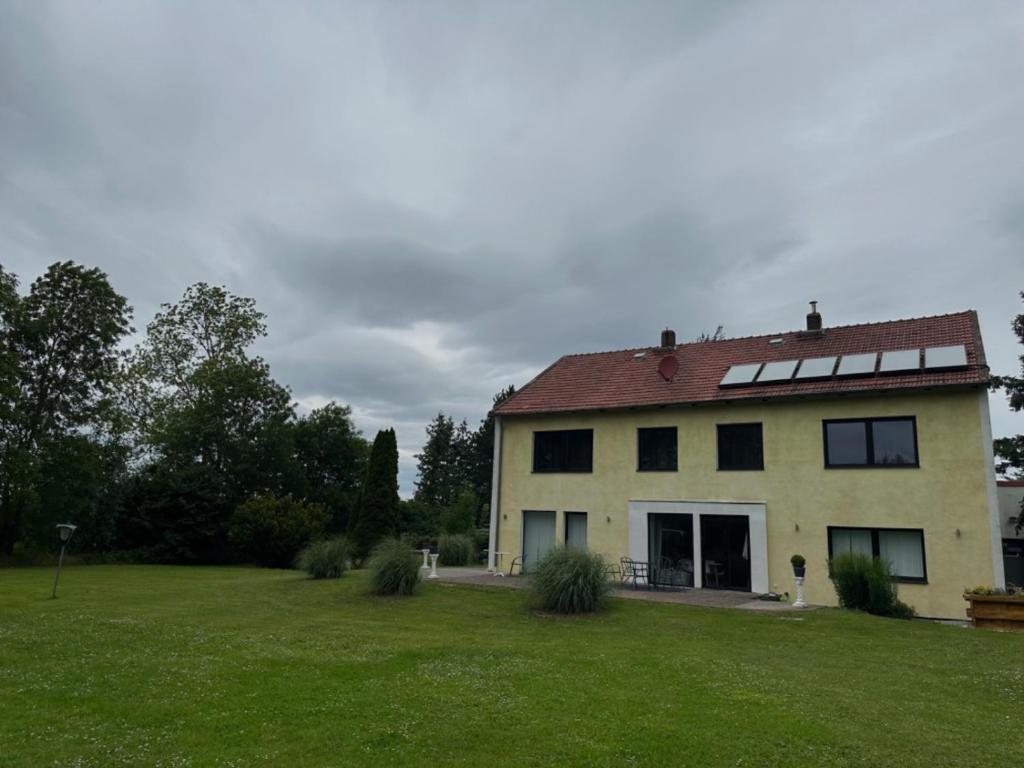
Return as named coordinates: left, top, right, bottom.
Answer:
left=2, top=0, right=1023, bottom=495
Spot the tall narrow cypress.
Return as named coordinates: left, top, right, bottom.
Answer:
left=349, top=428, right=400, bottom=559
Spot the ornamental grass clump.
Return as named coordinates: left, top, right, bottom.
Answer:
left=532, top=547, right=610, bottom=614
left=828, top=552, right=915, bottom=619
left=296, top=536, right=352, bottom=579
left=368, top=538, right=421, bottom=596
left=437, top=533, right=475, bottom=566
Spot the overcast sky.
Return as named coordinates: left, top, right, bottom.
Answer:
left=2, top=1, right=1023, bottom=493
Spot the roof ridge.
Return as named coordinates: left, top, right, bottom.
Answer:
left=556, top=310, right=978, bottom=359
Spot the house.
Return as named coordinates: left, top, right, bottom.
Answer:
left=997, top=480, right=1024, bottom=588
left=486, top=305, right=1005, bottom=619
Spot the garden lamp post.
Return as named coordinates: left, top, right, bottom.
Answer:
left=51, top=523, right=77, bottom=599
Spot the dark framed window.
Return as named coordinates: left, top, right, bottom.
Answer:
left=638, top=427, right=677, bottom=471
left=828, top=526, right=927, bottom=583
left=823, top=417, right=918, bottom=468
left=533, top=429, right=593, bottom=473
left=717, top=423, right=763, bottom=471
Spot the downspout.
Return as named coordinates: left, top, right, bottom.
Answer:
left=487, top=416, right=502, bottom=572
left=979, top=391, right=1007, bottom=589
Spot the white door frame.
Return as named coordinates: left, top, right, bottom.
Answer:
left=628, top=500, right=768, bottom=593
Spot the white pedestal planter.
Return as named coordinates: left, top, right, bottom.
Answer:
left=420, top=549, right=431, bottom=570
left=427, top=553, right=440, bottom=580
left=793, top=576, right=807, bottom=608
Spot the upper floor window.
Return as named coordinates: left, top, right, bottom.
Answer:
left=638, top=427, right=677, bottom=471
left=533, top=429, right=593, bottom=473
left=717, top=423, right=763, bottom=471
left=823, top=417, right=918, bottom=468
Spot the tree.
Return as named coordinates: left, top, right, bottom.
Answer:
left=696, top=325, right=725, bottom=342
left=293, top=402, right=370, bottom=532
left=468, top=385, right=515, bottom=526
left=122, top=283, right=296, bottom=560
left=993, top=292, right=1024, bottom=532
left=414, top=413, right=457, bottom=507
left=348, top=428, right=400, bottom=559
left=440, top=488, right=477, bottom=534
left=0, top=262, right=132, bottom=554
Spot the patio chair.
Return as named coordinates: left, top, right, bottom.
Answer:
left=677, top=558, right=695, bottom=588
left=658, top=556, right=678, bottom=588
left=508, top=554, right=525, bottom=576
left=623, top=559, right=651, bottom=590
left=619, top=557, right=634, bottom=584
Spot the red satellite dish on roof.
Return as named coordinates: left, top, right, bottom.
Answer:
left=658, top=355, right=679, bottom=381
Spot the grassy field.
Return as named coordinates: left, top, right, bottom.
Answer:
left=1, top=566, right=1021, bottom=767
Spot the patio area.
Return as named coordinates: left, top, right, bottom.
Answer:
left=434, top=567, right=818, bottom=612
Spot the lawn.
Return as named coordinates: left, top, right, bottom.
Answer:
left=1, top=566, right=1021, bottom=767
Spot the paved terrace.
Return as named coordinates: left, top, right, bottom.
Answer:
left=434, top=567, right=819, bottom=612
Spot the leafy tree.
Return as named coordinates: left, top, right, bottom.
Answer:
left=992, top=292, right=1024, bottom=532
left=399, top=498, right=439, bottom=545
left=0, top=262, right=132, bottom=554
left=293, top=402, right=370, bottom=531
left=440, top=488, right=477, bottom=534
left=25, top=434, right=129, bottom=553
left=348, top=428, right=400, bottom=559
left=124, top=283, right=295, bottom=559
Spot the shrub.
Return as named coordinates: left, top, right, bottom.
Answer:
left=437, top=533, right=475, bottom=566
left=790, top=554, right=806, bottom=568
left=532, top=547, right=610, bottom=614
left=368, top=538, right=421, bottom=596
left=829, top=552, right=915, bottom=619
left=229, top=495, right=329, bottom=568
left=296, top=536, right=352, bottom=579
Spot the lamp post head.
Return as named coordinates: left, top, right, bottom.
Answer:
left=56, top=523, right=77, bottom=544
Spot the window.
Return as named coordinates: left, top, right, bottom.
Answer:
left=823, top=417, right=918, bottom=468
left=717, top=423, right=763, bottom=471
left=565, top=512, right=587, bottom=550
left=533, top=429, right=593, bottom=473
left=638, top=427, right=677, bottom=471
left=828, top=526, right=927, bottom=582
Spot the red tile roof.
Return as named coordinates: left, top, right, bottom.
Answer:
left=999, top=480, right=1024, bottom=488
left=494, top=310, right=988, bottom=416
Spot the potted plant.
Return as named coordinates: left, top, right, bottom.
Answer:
left=791, top=554, right=806, bottom=578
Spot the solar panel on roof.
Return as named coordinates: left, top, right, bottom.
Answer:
left=879, top=349, right=921, bottom=373
left=794, top=356, right=837, bottom=380
left=924, top=345, right=967, bottom=369
left=756, top=360, right=799, bottom=383
left=836, top=353, right=878, bottom=377
left=719, top=363, right=762, bottom=387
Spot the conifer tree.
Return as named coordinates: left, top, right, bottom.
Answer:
left=349, top=428, right=400, bottom=558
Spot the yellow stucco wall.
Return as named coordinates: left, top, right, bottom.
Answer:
left=495, top=388, right=998, bottom=619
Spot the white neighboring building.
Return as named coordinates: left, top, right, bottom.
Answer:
left=998, top=480, right=1024, bottom=587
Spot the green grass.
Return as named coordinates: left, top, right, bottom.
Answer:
left=1, top=566, right=1021, bottom=767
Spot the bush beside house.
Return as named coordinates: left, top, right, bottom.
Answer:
left=829, top=552, right=915, bottom=619
left=532, top=548, right=610, bottom=614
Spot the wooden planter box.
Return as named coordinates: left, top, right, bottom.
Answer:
left=964, top=594, right=1024, bottom=633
